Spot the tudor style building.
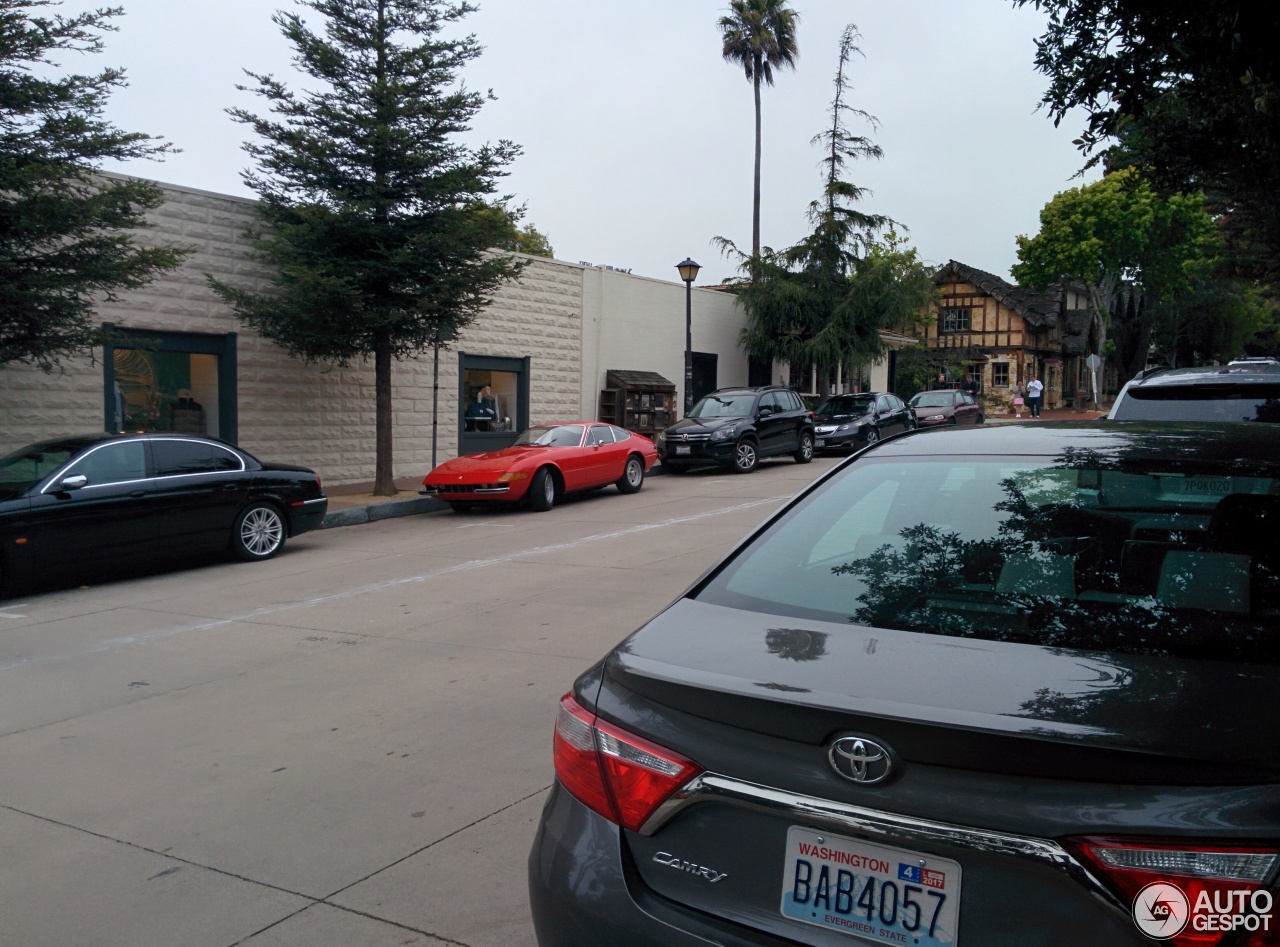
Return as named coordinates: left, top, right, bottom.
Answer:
left=922, top=260, right=1104, bottom=410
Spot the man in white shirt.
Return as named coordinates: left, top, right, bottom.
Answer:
left=1026, top=375, right=1044, bottom=418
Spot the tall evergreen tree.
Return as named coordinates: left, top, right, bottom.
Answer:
left=212, top=0, right=523, bottom=495
left=0, top=1, right=188, bottom=369
left=719, top=27, right=931, bottom=379
left=719, top=0, right=799, bottom=258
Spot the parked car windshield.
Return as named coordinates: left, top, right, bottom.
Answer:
left=815, top=395, right=875, bottom=418
left=1112, top=384, right=1280, bottom=422
left=0, top=440, right=80, bottom=500
left=910, top=392, right=955, bottom=408
left=698, top=454, right=1280, bottom=663
left=514, top=424, right=585, bottom=448
left=687, top=392, right=758, bottom=419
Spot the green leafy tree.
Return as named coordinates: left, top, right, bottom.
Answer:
left=0, top=1, right=189, bottom=369
left=719, top=0, right=799, bottom=258
left=1014, top=1, right=1280, bottom=284
left=1012, top=170, right=1221, bottom=378
left=507, top=223, right=554, bottom=258
left=720, top=27, right=933, bottom=382
left=212, top=0, right=523, bottom=495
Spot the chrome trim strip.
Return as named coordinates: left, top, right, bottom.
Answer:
left=639, top=773, right=1125, bottom=914
left=297, top=497, right=327, bottom=506
left=473, top=486, right=510, bottom=494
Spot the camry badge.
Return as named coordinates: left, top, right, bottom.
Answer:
left=653, top=851, right=728, bottom=883
left=828, top=736, right=894, bottom=785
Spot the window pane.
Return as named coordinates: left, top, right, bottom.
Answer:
left=153, top=440, right=240, bottom=475
left=113, top=348, right=217, bottom=435
left=64, top=442, right=147, bottom=486
left=463, top=369, right=518, bottom=432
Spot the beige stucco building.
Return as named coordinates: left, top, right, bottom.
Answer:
left=0, top=178, right=756, bottom=487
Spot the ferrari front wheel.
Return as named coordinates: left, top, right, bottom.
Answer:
left=529, top=467, right=557, bottom=512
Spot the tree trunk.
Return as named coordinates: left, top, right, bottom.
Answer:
left=373, top=329, right=397, bottom=496
left=752, top=60, right=762, bottom=258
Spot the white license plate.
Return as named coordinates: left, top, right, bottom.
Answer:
left=780, top=826, right=962, bottom=945
left=675, top=446, right=691, bottom=455
left=815, top=438, right=826, bottom=447
left=1173, top=476, right=1232, bottom=496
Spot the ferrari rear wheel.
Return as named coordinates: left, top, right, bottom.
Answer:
left=616, top=454, right=645, bottom=494
left=529, top=467, right=556, bottom=512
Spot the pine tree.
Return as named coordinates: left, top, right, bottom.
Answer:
left=212, top=0, right=524, bottom=495
left=0, top=1, right=189, bottom=369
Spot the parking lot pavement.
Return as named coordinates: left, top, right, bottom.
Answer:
left=0, top=456, right=840, bottom=947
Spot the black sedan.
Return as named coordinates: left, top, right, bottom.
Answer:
left=0, top=433, right=327, bottom=590
left=529, top=422, right=1280, bottom=946
left=812, top=391, right=914, bottom=452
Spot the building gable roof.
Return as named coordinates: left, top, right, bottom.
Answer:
left=937, top=260, right=1060, bottom=330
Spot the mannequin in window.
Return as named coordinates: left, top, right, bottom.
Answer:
left=466, top=385, right=500, bottom=431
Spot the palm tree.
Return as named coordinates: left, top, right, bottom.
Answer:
left=719, top=0, right=800, bottom=258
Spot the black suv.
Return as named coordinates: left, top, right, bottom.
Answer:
left=658, top=386, right=814, bottom=473
left=1108, top=360, right=1280, bottom=422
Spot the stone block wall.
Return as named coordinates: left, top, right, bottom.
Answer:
left=0, top=177, right=589, bottom=487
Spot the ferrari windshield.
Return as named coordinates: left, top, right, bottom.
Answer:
left=514, top=425, right=586, bottom=448
left=815, top=395, right=875, bottom=417
left=687, top=393, right=757, bottom=418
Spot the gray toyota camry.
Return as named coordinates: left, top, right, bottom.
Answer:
left=528, top=422, right=1279, bottom=946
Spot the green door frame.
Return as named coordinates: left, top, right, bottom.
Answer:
left=102, top=324, right=239, bottom=443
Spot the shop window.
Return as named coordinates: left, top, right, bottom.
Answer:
left=103, top=327, right=237, bottom=442
left=462, top=369, right=519, bottom=432
left=992, top=363, right=1010, bottom=388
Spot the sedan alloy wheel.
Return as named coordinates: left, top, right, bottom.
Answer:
left=233, top=503, right=286, bottom=561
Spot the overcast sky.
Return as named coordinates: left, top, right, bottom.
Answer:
left=93, top=0, right=1099, bottom=285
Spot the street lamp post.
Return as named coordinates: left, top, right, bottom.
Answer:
left=430, top=324, right=454, bottom=470
left=676, top=258, right=700, bottom=414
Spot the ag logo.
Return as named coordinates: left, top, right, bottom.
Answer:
left=1132, top=881, right=1189, bottom=939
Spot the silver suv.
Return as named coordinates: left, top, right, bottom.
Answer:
left=1108, top=361, right=1280, bottom=422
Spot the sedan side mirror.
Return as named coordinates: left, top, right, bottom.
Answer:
left=58, top=474, right=89, bottom=491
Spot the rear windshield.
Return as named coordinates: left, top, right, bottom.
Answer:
left=910, top=392, right=955, bottom=408
left=698, top=456, right=1280, bottom=663
left=1113, top=383, right=1280, bottom=422
left=816, top=395, right=874, bottom=417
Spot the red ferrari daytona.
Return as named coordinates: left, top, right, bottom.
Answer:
left=421, top=422, right=658, bottom=512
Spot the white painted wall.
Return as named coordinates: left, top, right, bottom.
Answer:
left=579, top=266, right=748, bottom=418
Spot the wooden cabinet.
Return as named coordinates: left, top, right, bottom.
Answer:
left=599, top=370, right=676, bottom=441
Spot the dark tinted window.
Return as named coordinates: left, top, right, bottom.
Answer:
left=62, top=441, right=147, bottom=486
left=153, top=440, right=241, bottom=475
left=698, top=455, right=1280, bottom=663
left=787, top=391, right=806, bottom=411
left=1114, top=383, right=1280, bottom=422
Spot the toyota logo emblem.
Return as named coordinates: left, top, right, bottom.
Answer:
left=828, top=736, right=894, bottom=785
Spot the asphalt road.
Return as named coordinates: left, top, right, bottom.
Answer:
left=0, top=455, right=842, bottom=947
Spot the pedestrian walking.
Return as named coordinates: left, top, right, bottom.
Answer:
left=1026, top=375, right=1044, bottom=418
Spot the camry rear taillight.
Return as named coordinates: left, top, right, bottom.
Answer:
left=1069, top=836, right=1278, bottom=946
left=552, top=692, right=701, bottom=833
